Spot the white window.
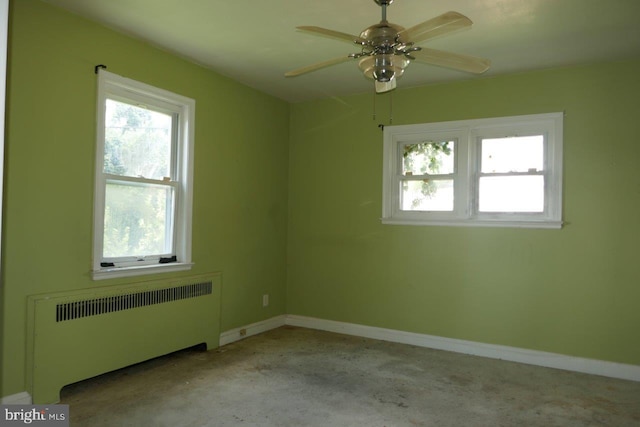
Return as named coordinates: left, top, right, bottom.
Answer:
left=382, top=113, right=563, bottom=228
left=93, top=70, right=195, bottom=279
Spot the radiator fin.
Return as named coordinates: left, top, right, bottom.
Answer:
left=55, top=281, right=212, bottom=322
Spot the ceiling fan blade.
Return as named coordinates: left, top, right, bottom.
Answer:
left=297, top=26, right=366, bottom=45
left=398, top=11, right=472, bottom=44
left=285, top=56, right=353, bottom=77
left=411, top=47, right=491, bottom=74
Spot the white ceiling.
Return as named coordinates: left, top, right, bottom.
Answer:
left=41, top=0, right=640, bottom=103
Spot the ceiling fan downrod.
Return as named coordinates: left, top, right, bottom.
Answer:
left=374, top=0, right=393, bottom=22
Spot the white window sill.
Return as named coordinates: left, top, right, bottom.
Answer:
left=92, top=262, right=194, bottom=281
left=381, top=218, right=563, bottom=229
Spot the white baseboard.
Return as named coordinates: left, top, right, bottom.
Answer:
left=285, top=314, right=640, bottom=383
left=219, top=315, right=286, bottom=346
left=1, top=391, right=32, bottom=404
left=219, top=314, right=640, bottom=382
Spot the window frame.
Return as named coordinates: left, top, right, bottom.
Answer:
left=93, top=70, right=195, bottom=280
left=382, top=113, right=563, bottom=229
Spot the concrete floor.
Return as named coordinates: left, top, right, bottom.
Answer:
left=60, top=326, right=640, bottom=426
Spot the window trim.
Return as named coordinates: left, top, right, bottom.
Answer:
left=93, top=70, right=195, bottom=280
left=382, top=113, right=563, bottom=229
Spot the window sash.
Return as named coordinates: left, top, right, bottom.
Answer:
left=101, top=177, right=179, bottom=262
left=103, top=97, right=179, bottom=181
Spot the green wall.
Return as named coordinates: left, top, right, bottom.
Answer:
left=287, top=59, right=640, bottom=366
left=1, top=0, right=289, bottom=397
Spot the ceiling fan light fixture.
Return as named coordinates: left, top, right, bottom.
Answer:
left=374, top=55, right=394, bottom=82
left=375, top=78, right=396, bottom=93
left=358, top=54, right=409, bottom=84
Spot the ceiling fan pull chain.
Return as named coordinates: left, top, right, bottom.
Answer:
left=372, top=86, right=377, bottom=121
left=389, top=90, right=393, bottom=124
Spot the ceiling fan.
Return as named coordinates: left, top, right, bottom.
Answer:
left=285, top=0, right=491, bottom=93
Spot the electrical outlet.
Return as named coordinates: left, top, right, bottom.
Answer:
left=262, top=294, right=269, bottom=307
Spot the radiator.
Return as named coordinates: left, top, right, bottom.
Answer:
left=26, top=273, right=221, bottom=404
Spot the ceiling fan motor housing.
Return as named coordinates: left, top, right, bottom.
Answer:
left=359, top=22, right=406, bottom=49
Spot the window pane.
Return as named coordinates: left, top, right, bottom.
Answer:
left=401, top=179, right=454, bottom=211
left=402, top=140, right=455, bottom=176
left=479, top=176, right=544, bottom=212
left=481, top=136, right=543, bottom=173
left=104, top=182, right=174, bottom=258
left=104, top=99, right=173, bottom=180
